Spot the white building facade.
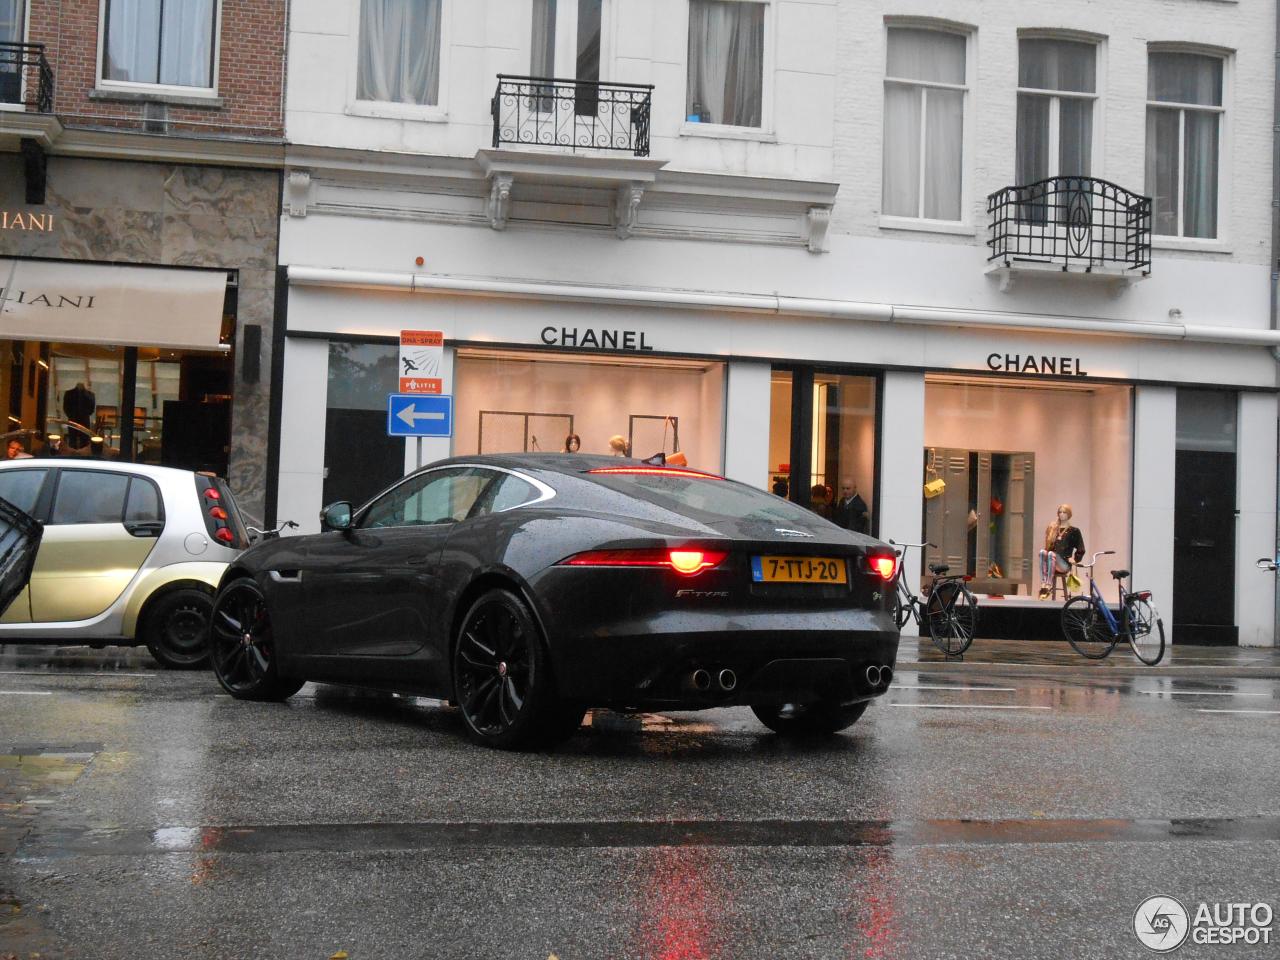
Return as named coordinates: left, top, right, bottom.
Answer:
left=273, top=0, right=1279, bottom=646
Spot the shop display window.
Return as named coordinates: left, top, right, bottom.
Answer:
left=324, top=342, right=403, bottom=507
left=768, top=369, right=878, bottom=533
left=923, top=376, right=1132, bottom=599
left=2, top=338, right=230, bottom=471
left=454, top=350, right=725, bottom=471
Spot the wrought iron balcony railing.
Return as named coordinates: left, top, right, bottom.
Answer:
left=988, top=177, right=1151, bottom=275
left=491, top=75, right=653, bottom=157
left=0, top=42, right=54, bottom=113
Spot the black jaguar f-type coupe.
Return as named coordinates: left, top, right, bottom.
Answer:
left=209, top=454, right=900, bottom=748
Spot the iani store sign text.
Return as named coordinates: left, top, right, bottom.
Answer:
left=1, top=211, right=55, bottom=232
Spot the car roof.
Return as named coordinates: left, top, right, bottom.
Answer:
left=0, top=459, right=210, bottom=483
left=420, top=453, right=716, bottom=478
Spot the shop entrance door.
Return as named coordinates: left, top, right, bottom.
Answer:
left=767, top=367, right=879, bottom=533
left=1173, top=389, right=1238, bottom=645
left=1173, top=449, right=1237, bottom=644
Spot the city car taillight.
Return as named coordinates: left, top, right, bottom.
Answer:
left=195, top=474, right=247, bottom=550
left=561, top=548, right=728, bottom=576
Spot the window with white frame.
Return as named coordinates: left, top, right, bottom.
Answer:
left=357, top=0, right=442, bottom=105
left=532, top=0, right=601, bottom=82
left=1145, top=50, right=1224, bottom=239
left=1016, top=38, right=1096, bottom=184
left=0, top=0, right=24, bottom=104
left=686, top=0, right=764, bottom=128
left=882, top=26, right=967, bottom=221
left=102, top=0, right=217, bottom=89
left=0, top=0, right=23, bottom=45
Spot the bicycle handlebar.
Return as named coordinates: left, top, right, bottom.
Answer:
left=1074, top=549, right=1117, bottom=569
left=888, top=539, right=936, bottom=549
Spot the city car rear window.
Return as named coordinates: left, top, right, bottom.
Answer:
left=584, top=470, right=833, bottom=527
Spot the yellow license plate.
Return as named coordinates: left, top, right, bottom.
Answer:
left=752, top=556, right=847, bottom=584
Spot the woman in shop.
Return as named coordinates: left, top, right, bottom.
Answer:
left=1037, top=504, right=1085, bottom=600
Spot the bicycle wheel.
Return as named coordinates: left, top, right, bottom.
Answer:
left=926, top=580, right=977, bottom=655
left=892, top=582, right=912, bottom=629
left=1061, top=596, right=1117, bottom=659
left=1123, top=597, right=1166, bottom=666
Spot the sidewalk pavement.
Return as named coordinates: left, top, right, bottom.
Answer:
left=899, top=637, right=1280, bottom=680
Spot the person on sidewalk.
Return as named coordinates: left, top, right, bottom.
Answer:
left=1038, top=503, right=1084, bottom=599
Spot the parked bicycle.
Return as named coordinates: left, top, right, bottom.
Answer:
left=888, top=540, right=979, bottom=656
left=1060, top=550, right=1165, bottom=665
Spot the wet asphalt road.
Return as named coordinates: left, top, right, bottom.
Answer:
left=0, top=641, right=1277, bottom=960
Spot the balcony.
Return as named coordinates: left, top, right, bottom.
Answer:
left=987, top=177, right=1151, bottom=290
left=0, top=42, right=54, bottom=113
left=491, top=75, right=653, bottom=157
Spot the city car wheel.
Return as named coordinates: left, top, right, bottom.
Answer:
left=751, top=699, right=869, bottom=736
left=142, top=587, right=213, bottom=670
left=209, top=577, right=304, bottom=702
left=453, top=589, right=581, bottom=750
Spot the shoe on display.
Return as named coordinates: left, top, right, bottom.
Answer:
left=1037, top=584, right=1051, bottom=600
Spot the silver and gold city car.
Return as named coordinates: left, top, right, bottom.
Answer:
left=0, top=460, right=247, bottom=667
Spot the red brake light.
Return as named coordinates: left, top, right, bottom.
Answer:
left=869, top=555, right=897, bottom=581
left=587, top=467, right=725, bottom=480
left=208, top=506, right=228, bottom=520
left=1136, top=591, right=1151, bottom=600
left=213, top=527, right=235, bottom=544
left=561, top=548, right=728, bottom=575
left=202, top=487, right=221, bottom=500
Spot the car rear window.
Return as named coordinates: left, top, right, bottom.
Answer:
left=125, top=477, right=163, bottom=522
left=51, top=471, right=129, bottom=525
left=0, top=469, right=47, bottom=514
left=586, top=471, right=832, bottom=527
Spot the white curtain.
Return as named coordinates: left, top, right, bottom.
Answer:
left=1015, top=94, right=1050, bottom=184
left=358, top=0, right=442, bottom=105
left=104, top=0, right=161, bottom=83
left=531, top=0, right=555, bottom=76
left=1184, top=111, right=1219, bottom=238
left=883, top=28, right=964, bottom=220
left=1149, top=52, right=1222, bottom=107
left=686, top=0, right=763, bottom=127
left=1019, top=38, right=1095, bottom=94
left=160, top=0, right=215, bottom=87
left=0, top=0, right=23, bottom=42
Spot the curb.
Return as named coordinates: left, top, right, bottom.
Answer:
left=900, top=659, right=1280, bottom=681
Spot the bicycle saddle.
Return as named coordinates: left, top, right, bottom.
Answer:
left=929, top=563, right=950, bottom=575
left=1110, top=569, right=1130, bottom=580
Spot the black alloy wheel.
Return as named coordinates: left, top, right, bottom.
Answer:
left=209, top=577, right=304, bottom=701
left=752, top=699, right=869, bottom=736
left=142, top=587, right=214, bottom=669
left=453, top=589, right=583, bottom=750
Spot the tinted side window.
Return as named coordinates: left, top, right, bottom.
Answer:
left=487, top=474, right=541, bottom=513
left=0, top=470, right=48, bottom=514
left=50, top=471, right=130, bottom=525
left=125, top=478, right=163, bottom=522
left=362, top=468, right=492, bottom=529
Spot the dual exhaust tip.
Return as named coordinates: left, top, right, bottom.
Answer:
left=865, top=664, right=894, bottom=688
left=691, top=668, right=736, bottom=693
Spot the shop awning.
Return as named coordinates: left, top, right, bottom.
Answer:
left=0, top=259, right=229, bottom=352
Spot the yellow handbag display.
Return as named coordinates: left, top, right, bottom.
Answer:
left=1066, top=569, right=1083, bottom=593
left=923, top=449, right=946, bottom=499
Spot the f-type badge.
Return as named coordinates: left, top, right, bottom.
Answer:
left=774, top=528, right=813, bottom=538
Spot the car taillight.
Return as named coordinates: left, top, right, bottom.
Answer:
left=195, top=475, right=246, bottom=550
left=213, top=527, right=235, bottom=544
left=1136, top=591, right=1151, bottom=600
left=561, top=548, right=728, bottom=576
left=209, top=506, right=228, bottom=520
left=587, top=467, right=725, bottom=480
left=203, top=487, right=221, bottom=500
left=868, top=554, right=897, bottom=581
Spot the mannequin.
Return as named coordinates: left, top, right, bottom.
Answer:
left=63, top=382, right=96, bottom=450
left=608, top=434, right=629, bottom=457
left=1038, top=503, right=1085, bottom=599
left=564, top=433, right=581, bottom=453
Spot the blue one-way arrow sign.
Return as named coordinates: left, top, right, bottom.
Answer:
left=387, top=393, right=453, bottom=437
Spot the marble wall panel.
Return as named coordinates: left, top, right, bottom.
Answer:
left=1, top=157, right=282, bottom=523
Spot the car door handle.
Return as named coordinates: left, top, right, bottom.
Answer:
left=268, top=569, right=303, bottom=583
left=406, top=555, right=430, bottom=566
left=123, top=520, right=165, bottom=538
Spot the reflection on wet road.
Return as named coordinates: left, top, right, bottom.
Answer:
left=0, top=640, right=1278, bottom=959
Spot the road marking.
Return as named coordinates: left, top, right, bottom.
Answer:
left=893, top=684, right=1018, bottom=692
left=0, top=691, right=53, bottom=696
left=0, top=671, right=157, bottom=677
left=888, top=703, right=1050, bottom=711
left=1196, top=708, right=1280, bottom=715
left=1136, top=690, right=1272, bottom=697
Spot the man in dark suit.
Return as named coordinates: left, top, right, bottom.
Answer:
left=833, top=479, right=870, bottom=534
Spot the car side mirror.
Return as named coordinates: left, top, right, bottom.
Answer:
left=320, top=501, right=353, bottom=532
